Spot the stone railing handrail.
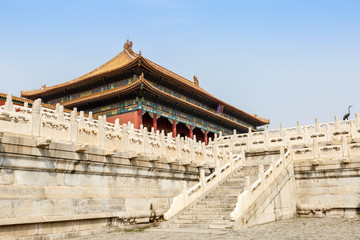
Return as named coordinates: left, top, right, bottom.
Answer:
left=164, top=152, right=244, bottom=220
left=0, top=93, right=222, bottom=167
left=230, top=147, right=292, bottom=221
left=210, top=115, right=360, bottom=156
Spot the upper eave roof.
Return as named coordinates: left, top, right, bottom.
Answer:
left=20, top=40, right=269, bottom=126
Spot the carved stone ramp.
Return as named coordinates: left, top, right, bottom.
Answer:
left=164, top=164, right=264, bottom=229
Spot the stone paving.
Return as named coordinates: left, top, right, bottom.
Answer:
left=76, top=217, right=360, bottom=240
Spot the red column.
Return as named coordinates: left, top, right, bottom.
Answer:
left=172, top=120, right=177, bottom=138
left=152, top=113, right=157, bottom=131
left=137, top=109, right=143, bottom=129
left=204, top=130, right=208, bottom=145
left=189, top=125, right=193, bottom=139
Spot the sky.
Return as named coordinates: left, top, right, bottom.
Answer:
left=1, top=0, right=360, bottom=130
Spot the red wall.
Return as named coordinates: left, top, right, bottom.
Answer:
left=106, top=110, right=142, bottom=128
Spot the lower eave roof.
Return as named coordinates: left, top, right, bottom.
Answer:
left=60, top=78, right=259, bottom=132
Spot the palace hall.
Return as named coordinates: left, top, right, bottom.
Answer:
left=20, top=41, right=269, bottom=144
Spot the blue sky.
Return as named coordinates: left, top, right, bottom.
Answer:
left=1, top=0, right=360, bottom=129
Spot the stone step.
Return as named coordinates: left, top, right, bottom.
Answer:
left=207, top=191, right=241, bottom=197
left=180, top=210, right=232, bottom=216
left=168, top=223, right=232, bottom=229
left=178, top=214, right=231, bottom=220
left=200, top=199, right=237, bottom=204
left=173, top=219, right=230, bottom=225
left=188, top=203, right=236, bottom=211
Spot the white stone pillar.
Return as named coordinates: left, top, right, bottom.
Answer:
left=334, top=115, right=340, bottom=130
left=247, top=127, right=252, bottom=151
left=355, top=112, right=360, bottom=128
left=4, top=93, right=14, bottom=112
left=229, top=151, right=234, bottom=171
left=58, top=105, right=64, bottom=123
left=143, top=127, right=149, bottom=154
left=304, top=126, right=310, bottom=147
left=326, top=125, right=332, bottom=145
left=88, top=112, right=93, bottom=123
left=122, top=123, right=129, bottom=150
left=350, top=121, right=357, bottom=143
left=241, top=146, right=246, bottom=163
left=98, top=116, right=105, bottom=147
left=280, top=146, right=285, bottom=159
left=79, top=111, right=85, bottom=127
left=31, top=99, right=42, bottom=137
left=264, top=125, right=269, bottom=151
left=160, top=130, right=166, bottom=158
left=297, top=121, right=302, bottom=135
left=315, top=118, right=320, bottom=132
left=115, top=119, right=120, bottom=134
left=70, top=108, right=78, bottom=143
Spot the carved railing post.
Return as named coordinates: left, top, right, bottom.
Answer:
left=190, top=137, right=195, bottom=163
left=264, top=125, right=269, bottom=151
left=230, top=130, right=236, bottom=152
left=176, top=136, right=182, bottom=162
left=122, top=123, right=129, bottom=150
left=315, top=118, right=320, bottom=132
left=115, top=119, right=121, bottom=134
left=31, top=99, right=42, bottom=137
left=229, top=151, right=234, bottom=171
left=280, top=123, right=287, bottom=147
left=326, top=125, right=332, bottom=145
left=297, top=121, right=302, bottom=135
left=143, top=127, right=149, bottom=154
left=98, top=115, right=105, bottom=147
left=280, top=146, right=285, bottom=160
left=350, top=121, right=357, bottom=143
left=58, top=105, right=65, bottom=123
left=334, top=115, right=340, bottom=130
left=247, top=127, right=252, bottom=151
left=304, top=127, right=310, bottom=147
left=355, top=113, right=360, bottom=128
left=160, top=130, right=166, bottom=158
left=70, top=108, right=78, bottom=143
left=79, top=111, right=85, bottom=127
left=241, top=146, right=245, bottom=163
left=88, top=112, right=94, bottom=123
left=4, top=93, right=14, bottom=112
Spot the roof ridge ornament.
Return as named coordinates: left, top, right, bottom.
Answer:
left=193, top=75, right=199, bottom=86
left=124, top=39, right=133, bottom=52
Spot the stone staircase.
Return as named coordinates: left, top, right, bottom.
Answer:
left=167, top=164, right=267, bottom=229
